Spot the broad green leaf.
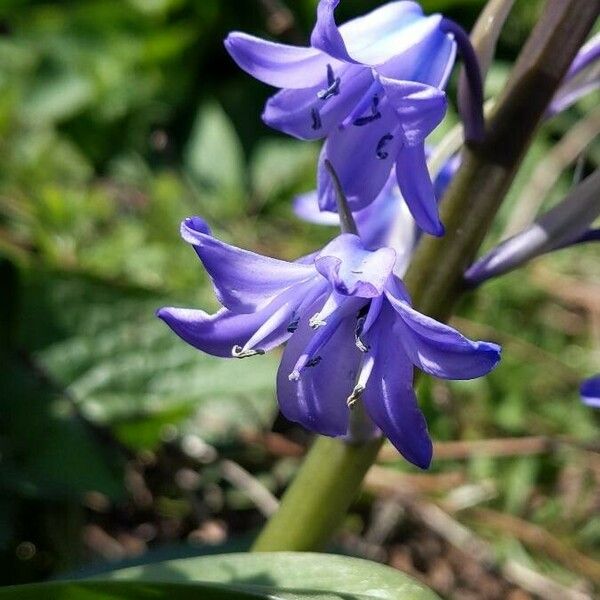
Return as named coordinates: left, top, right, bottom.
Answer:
left=0, top=354, right=124, bottom=500
left=16, top=270, right=278, bottom=450
left=107, top=552, right=441, bottom=599
left=185, top=102, right=245, bottom=194
left=0, top=580, right=261, bottom=600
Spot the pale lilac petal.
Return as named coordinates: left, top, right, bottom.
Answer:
left=375, top=18, right=455, bottom=86
left=549, top=32, right=600, bottom=115
left=362, top=304, right=432, bottom=469
left=263, top=64, right=373, bottom=140
left=293, top=191, right=339, bottom=225
left=377, top=78, right=447, bottom=145
left=339, top=2, right=427, bottom=65
left=318, top=102, right=401, bottom=212
left=293, top=181, right=417, bottom=270
left=277, top=312, right=361, bottom=436
left=385, top=289, right=501, bottom=379
left=548, top=63, right=600, bottom=115
left=181, top=217, right=315, bottom=312
left=157, top=280, right=326, bottom=357
left=581, top=375, right=600, bottom=408
left=224, top=32, right=342, bottom=89
left=362, top=15, right=456, bottom=88
left=315, top=234, right=396, bottom=298
left=396, top=143, right=444, bottom=236
left=156, top=306, right=280, bottom=358
left=310, top=0, right=354, bottom=63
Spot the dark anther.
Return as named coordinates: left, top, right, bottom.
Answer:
left=311, top=108, right=322, bottom=130
left=317, top=64, right=341, bottom=101
left=306, top=356, right=322, bottom=368
left=287, top=317, right=299, bottom=333
left=376, top=134, right=394, bottom=159
left=353, top=95, right=381, bottom=126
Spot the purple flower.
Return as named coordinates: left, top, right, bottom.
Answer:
left=293, top=152, right=460, bottom=261
left=294, top=171, right=418, bottom=276
left=225, top=1, right=467, bottom=236
left=581, top=375, right=600, bottom=409
left=465, top=170, right=600, bottom=285
left=158, top=216, right=501, bottom=468
left=548, top=32, right=600, bottom=116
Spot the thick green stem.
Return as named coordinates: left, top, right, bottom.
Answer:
left=252, top=0, right=598, bottom=553
left=253, top=436, right=382, bottom=551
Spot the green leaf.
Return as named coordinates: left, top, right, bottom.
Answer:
left=106, top=552, right=441, bottom=599
left=250, top=139, right=317, bottom=202
left=16, top=269, right=278, bottom=450
left=20, top=74, right=94, bottom=125
left=0, top=554, right=440, bottom=599
left=0, top=580, right=262, bottom=600
left=0, top=352, right=124, bottom=501
left=185, top=102, right=245, bottom=194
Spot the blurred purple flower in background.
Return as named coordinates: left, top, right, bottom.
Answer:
left=225, top=0, right=481, bottom=236
left=581, top=375, right=600, bottom=409
left=158, top=217, right=501, bottom=468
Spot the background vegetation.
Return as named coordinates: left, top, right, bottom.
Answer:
left=0, top=1, right=598, bottom=597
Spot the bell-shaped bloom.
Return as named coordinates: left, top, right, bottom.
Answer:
left=581, top=375, right=600, bottom=409
left=548, top=32, right=600, bottom=116
left=158, top=217, right=501, bottom=468
left=465, top=170, right=600, bottom=285
left=225, top=0, right=463, bottom=236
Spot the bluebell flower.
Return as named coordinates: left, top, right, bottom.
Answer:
left=158, top=216, right=501, bottom=468
left=293, top=153, right=459, bottom=260
left=225, top=0, right=478, bottom=236
left=548, top=32, right=600, bottom=116
left=581, top=375, right=600, bottom=409
left=294, top=171, right=417, bottom=276
left=465, top=170, right=600, bottom=285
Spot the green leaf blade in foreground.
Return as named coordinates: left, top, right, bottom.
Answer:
left=106, top=552, right=441, bottom=600
left=0, top=580, right=263, bottom=600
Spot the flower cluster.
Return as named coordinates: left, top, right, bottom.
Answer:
left=159, top=217, right=500, bottom=468
left=225, top=0, right=472, bottom=235
left=157, top=2, right=599, bottom=467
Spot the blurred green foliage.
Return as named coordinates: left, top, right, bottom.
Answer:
left=0, top=0, right=598, bottom=593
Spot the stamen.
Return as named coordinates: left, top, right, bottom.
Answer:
left=361, top=296, right=383, bottom=340
left=347, top=353, right=376, bottom=407
left=309, top=313, right=327, bottom=329
left=317, top=64, right=341, bottom=100
left=287, top=317, right=299, bottom=333
left=347, top=384, right=365, bottom=408
left=232, top=345, right=265, bottom=358
left=288, top=313, right=344, bottom=381
left=341, top=79, right=383, bottom=129
left=311, top=108, right=322, bottom=130
left=305, top=356, right=322, bottom=368
left=376, top=134, right=394, bottom=160
left=353, top=95, right=381, bottom=127
left=354, top=316, right=370, bottom=353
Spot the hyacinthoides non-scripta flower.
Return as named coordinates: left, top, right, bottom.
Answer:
left=225, top=0, right=483, bottom=236
left=581, top=375, right=600, bottom=409
left=157, top=186, right=501, bottom=469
